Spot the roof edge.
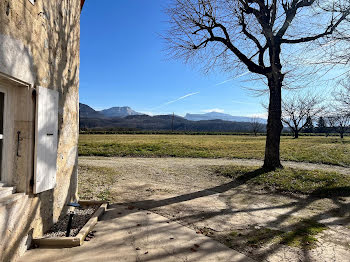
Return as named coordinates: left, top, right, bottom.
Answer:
left=81, top=0, right=85, bottom=11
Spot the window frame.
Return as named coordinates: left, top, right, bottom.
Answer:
left=0, top=72, right=32, bottom=188
left=0, top=85, right=8, bottom=183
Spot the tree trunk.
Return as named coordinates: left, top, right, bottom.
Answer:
left=340, top=132, right=344, bottom=139
left=294, top=130, right=299, bottom=139
left=263, top=75, right=283, bottom=170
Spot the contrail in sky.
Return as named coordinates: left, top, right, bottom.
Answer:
left=215, top=71, right=249, bottom=86
left=152, top=92, right=200, bottom=110
left=150, top=71, right=248, bottom=111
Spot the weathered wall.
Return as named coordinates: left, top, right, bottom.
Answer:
left=0, top=1, right=80, bottom=261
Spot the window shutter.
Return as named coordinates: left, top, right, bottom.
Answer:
left=34, top=86, right=59, bottom=194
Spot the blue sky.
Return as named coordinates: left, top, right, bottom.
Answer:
left=80, top=0, right=267, bottom=117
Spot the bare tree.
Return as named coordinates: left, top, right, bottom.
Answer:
left=335, top=79, right=350, bottom=111
left=282, top=94, right=323, bottom=138
left=165, top=0, right=350, bottom=169
left=250, top=117, right=264, bottom=136
left=328, top=85, right=350, bottom=138
left=327, top=113, right=350, bottom=139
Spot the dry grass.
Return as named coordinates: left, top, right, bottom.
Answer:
left=79, top=134, right=350, bottom=167
left=78, top=165, right=118, bottom=201
left=213, top=165, right=350, bottom=196
left=219, top=219, right=326, bottom=251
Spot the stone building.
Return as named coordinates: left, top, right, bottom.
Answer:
left=0, top=0, right=83, bottom=261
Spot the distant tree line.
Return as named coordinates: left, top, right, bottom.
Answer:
left=282, top=116, right=349, bottom=138
left=280, top=82, right=350, bottom=139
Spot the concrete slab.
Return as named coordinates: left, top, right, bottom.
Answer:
left=18, top=204, right=255, bottom=262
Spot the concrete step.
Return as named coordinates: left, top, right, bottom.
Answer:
left=0, top=182, right=6, bottom=187
left=0, top=186, right=16, bottom=198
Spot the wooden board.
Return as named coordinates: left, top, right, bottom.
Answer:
left=34, top=86, right=59, bottom=194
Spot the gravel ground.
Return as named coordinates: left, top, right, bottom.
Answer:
left=81, top=156, right=350, bottom=175
left=43, top=205, right=99, bottom=238
left=78, top=157, right=350, bottom=262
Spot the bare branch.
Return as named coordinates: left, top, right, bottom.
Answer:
left=281, top=8, right=350, bottom=44
left=276, top=0, right=316, bottom=39
left=164, top=0, right=350, bottom=168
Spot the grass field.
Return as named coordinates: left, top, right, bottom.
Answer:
left=78, top=134, right=350, bottom=167
left=212, top=165, right=350, bottom=196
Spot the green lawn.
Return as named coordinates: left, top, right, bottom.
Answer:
left=212, top=165, right=350, bottom=196
left=78, top=134, right=350, bottom=167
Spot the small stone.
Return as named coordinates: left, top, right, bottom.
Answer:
left=43, top=205, right=99, bottom=238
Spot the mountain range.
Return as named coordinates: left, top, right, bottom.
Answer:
left=79, top=103, right=143, bottom=118
left=185, top=112, right=266, bottom=123
left=79, top=103, right=266, bottom=123
left=79, top=103, right=267, bottom=132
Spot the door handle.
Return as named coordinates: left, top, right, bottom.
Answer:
left=17, top=131, right=22, bottom=157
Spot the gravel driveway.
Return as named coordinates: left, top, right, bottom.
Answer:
left=79, top=157, right=350, bottom=262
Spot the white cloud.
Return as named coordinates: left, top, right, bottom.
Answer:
left=232, top=100, right=257, bottom=105
left=201, top=108, right=225, bottom=113
left=139, top=111, right=154, bottom=116
left=246, top=113, right=268, bottom=119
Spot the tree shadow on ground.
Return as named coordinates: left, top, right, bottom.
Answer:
left=111, top=167, right=350, bottom=261
left=120, top=168, right=267, bottom=210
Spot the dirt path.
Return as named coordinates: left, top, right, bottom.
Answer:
left=79, top=157, right=350, bottom=262
left=80, top=156, right=350, bottom=175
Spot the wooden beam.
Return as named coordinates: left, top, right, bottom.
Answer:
left=81, top=0, right=85, bottom=11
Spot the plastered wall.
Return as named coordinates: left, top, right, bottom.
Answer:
left=0, top=1, right=80, bottom=261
